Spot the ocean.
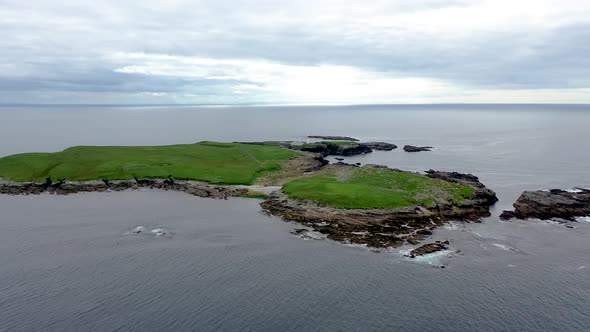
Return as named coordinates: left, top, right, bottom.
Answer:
left=1, top=104, right=589, bottom=331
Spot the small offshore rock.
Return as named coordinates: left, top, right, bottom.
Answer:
left=363, top=142, right=398, bottom=151
left=403, top=145, right=433, bottom=152
left=499, top=210, right=516, bottom=220
left=406, top=242, right=449, bottom=258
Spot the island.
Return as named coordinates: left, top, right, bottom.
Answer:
left=0, top=141, right=498, bottom=248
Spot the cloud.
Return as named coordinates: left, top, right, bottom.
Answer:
left=110, top=52, right=455, bottom=104
left=1, top=0, right=590, bottom=104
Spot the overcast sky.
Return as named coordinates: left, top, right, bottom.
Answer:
left=2, top=0, right=590, bottom=104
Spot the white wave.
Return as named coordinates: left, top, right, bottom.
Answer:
left=399, top=248, right=451, bottom=267
left=151, top=228, right=169, bottom=236
left=124, top=226, right=147, bottom=235
left=492, top=243, right=518, bottom=252
left=576, top=217, right=590, bottom=223
left=292, top=229, right=326, bottom=241
left=344, top=242, right=368, bottom=249
left=567, top=188, right=587, bottom=193
left=444, top=222, right=460, bottom=230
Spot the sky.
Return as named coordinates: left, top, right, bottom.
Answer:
left=1, top=0, right=590, bottom=105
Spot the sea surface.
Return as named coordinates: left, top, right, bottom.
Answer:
left=1, top=104, right=589, bottom=331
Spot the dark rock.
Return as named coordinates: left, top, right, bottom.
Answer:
left=299, top=144, right=330, bottom=155
left=308, top=135, right=359, bottom=142
left=499, top=210, right=516, bottom=220
left=406, top=242, right=449, bottom=258
left=334, top=144, right=372, bottom=156
left=333, top=162, right=359, bottom=167
left=501, top=188, right=590, bottom=221
left=425, top=170, right=479, bottom=183
left=298, top=142, right=372, bottom=157
left=335, top=158, right=344, bottom=161
left=291, top=228, right=308, bottom=235
left=425, top=170, right=499, bottom=206
left=403, top=145, right=433, bottom=152
left=0, top=179, right=249, bottom=200
left=363, top=142, right=398, bottom=151
left=416, top=229, right=433, bottom=236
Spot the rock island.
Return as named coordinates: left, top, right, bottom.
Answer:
left=0, top=141, right=497, bottom=248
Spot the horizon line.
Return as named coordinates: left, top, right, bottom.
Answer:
left=2, top=102, right=590, bottom=108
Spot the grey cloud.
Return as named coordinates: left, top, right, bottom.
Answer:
left=1, top=0, right=589, bottom=103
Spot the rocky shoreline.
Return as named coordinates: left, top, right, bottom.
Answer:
left=0, top=177, right=249, bottom=199
left=260, top=167, right=498, bottom=248
left=0, top=164, right=499, bottom=249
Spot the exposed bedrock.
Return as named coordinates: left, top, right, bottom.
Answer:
left=362, top=142, right=398, bottom=151
left=403, top=145, right=433, bottom=152
left=260, top=169, right=498, bottom=248
left=299, top=143, right=372, bottom=156
left=0, top=178, right=248, bottom=199
left=405, top=241, right=450, bottom=258
left=500, top=188, right=590, bottom=221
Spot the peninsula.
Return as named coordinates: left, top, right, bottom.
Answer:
left=0, top=141, right=497, bottom=248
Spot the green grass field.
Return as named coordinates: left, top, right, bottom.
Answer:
left=0, top=142, right=301, bottom=185
left=282, top=167, right=476, bottom=209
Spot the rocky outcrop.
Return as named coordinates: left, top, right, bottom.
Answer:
left=299, top=143, right=372, bottom=157
left=0, top=178, right=248, bottom=199
left=425, top=170, right=499, bottom=206
left=362, top=142, right=398, bottom=151
left=405, top=241, right=450, bottom=258
left=403, top=145, right=432, bottom=152
left=307, top=135, right=359, bottom=142
left=260, top=168, right=498, bottom=248
left=334, top=144, right=372, bottom=156
left=500, top=188, right=590, bottom=221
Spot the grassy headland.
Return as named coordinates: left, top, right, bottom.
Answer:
left=282, top=166, right=476, bottom=209
left=0, top=142, right=301, bottom=185
left=0, top=141, right=477, bottom=211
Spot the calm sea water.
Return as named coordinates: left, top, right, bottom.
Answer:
left=1, top=104, right=589, bottom=331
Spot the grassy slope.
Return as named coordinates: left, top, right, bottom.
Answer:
left=282, top=167, right=476, bottom=209
left=0, top=142, right=301, bottom=185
